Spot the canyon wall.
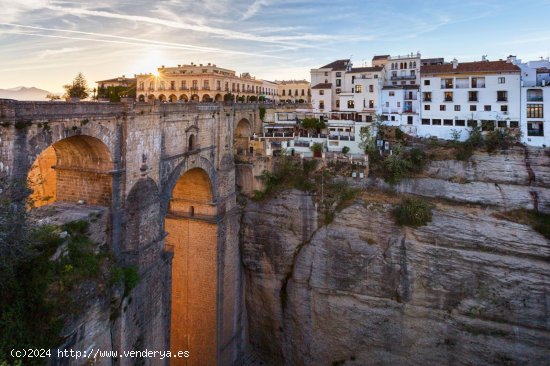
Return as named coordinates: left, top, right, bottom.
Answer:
left=240, top=148, right=550, bottom=365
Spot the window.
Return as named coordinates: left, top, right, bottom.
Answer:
left=444, top=119, right=453, bottom=126
left=440, top=105, right=446, bottom=111
left=527, top=122, right=544, bottom=136
left=192, top=80, right=198, bottom=89
left=481, top=120, right=495, bottom=131
left=386, top=102, right=389, bottom=107
left=282, top=90, right=286, bottom=96
left=510, top=121, right=519, bottom=128
left=468, top=91, right=478, bottom=102
left=527, top=89, right=543, bottom=102
left=423, top=92, right=432, bottom=102
left=498, top=121, right=507, bottom=128
left=442, top=78, right=454, bottom=89
left=392, top=71, right=397, bottom=78
left=455, top=120, right=465, bottom=126
left=422, top=118, right=430, bottom=125
left=497, top=91, right=508, bottom=102
left=455, top=105, right=461, bottom=111
left=527, top=104, right=544, bottom=118
left=369, top=100, right=374, bottom=108
left=397, top=102, right=401, bottom=107
left=484, top=105, right=491, bottom=111
left=324, top=72, right=328, bottom=76
left=319, top=90, right=324, bottom=95
left=336, top=72, right=342, bottom=77
left=347, top=100, right=355, bottom=109
left=204, top=80, right=209, bottom=89
left=336, top=88, right=341, bottom=94
left=501, top=105, right=508, bottom=112
left=369, top=85, right=374, bottom=92
left=444, top=92, right=453, bottom=102
left=424, top=105, right=431, bottom=111
left=374, top=75, right=378, bottom=79
left=319, top=101, right=325, bottom=109
left=391, top=116, right=396, bottom=121
left=468, top=120, right=478, bottom=127
left=498, top=77, right=505, bottom=84
left=389, top=91, right=395, bottom=96
left=470, top=105, right=477, bottom=111
left=424, top=79, right=430, bottom=86
left=355, top=85, right=362, bottom=93
left=336, top=100, right=340, bottom=108
left=336, top=79, right=341, bottom=87
left=407, top=116, right=413, bottom=125
left=432, top=119, right=442, bottom=125
left=471, top=77, right=486, bottom=88
left=351, top=76, right=355, bottom=84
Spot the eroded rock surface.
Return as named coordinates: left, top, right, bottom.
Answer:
left=241, top=149, right=550, bottom=366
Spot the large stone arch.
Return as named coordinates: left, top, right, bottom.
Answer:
left=163, top=164, right=218, bottom=366
left=123, top=177, right=161, bottom=253
left=28, top=135, right=114, bottom=208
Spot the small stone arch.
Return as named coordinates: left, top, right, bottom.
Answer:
left=138, top=94, right=145, bottom=102
left=123, top=177, right=161, bottom=252
left=191, top=94, right=199, bottom=102
left=214, top=93, right=223, bottom=102
left=169, top=94, right=177, bottom=102
left=234, top=118, right=252, bottom=155
left=179, top=94, right=188, bottom=102
left=148, top=94, right=155, bottom=101
left=158, top=94, right=167, bottom=102
left=202, top=94, right=212, bottom=102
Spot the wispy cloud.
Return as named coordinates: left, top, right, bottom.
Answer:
left=37, top=47, right=83, bottom=59
left=241, top=0, right=272, bottom=20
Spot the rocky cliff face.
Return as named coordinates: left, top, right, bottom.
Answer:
left=240, top=149, right=550, bottom=365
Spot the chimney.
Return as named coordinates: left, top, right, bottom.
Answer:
left=452, top=58, right=458, bottom=69
left=482, top=55, right=487, bottom=62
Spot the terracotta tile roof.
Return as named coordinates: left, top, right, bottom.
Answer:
left=537, top=67, right=550, bottom=73
left=319, top=59, right=350, bottom=70
left=372, top=55, right=390, bottom=60
left=349, top=66, right=383, bottom=73
left=311, top=83, right=332, bottom=89
left=421, top=60, right=520, bottom=75
left=96, top=77, right=136, bottom=83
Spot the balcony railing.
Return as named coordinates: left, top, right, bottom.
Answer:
left=497, top=97, right=508, bottom=102
left=404, top=95, right=417, bottom=100
left=528, top=129, right=544, bottom=137
left=391, top=75, right=416, bottom=80
left=468, top=97, right=478, bottom=102
left=527, top=96, right=543, bottom=102
left=444, top=97, right=453, bottom=102
left=423, top=98, right=432, bottom=102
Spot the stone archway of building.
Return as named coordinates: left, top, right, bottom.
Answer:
left=27, top=135, right=113, bottom=208
left=169, top=94, right=178, bottom=102
left=202, top=94, right=211, bottom=103
left=214, top=94, right=223, bottom=102
left=148, top=94, right=155, bottom=102
left=164, top=167, right=217, bottom=366
left=138, top=94, right=145, bottom=102
left=234, top=118, right=252, bottom=155
left=180, top=94, right=189, bottom=102
left=191, top=94, right=199, bottom=102
left=159, top=94, right=167, bottom=102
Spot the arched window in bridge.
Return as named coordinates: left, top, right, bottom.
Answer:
left=188, top=134, right=195, bottom=151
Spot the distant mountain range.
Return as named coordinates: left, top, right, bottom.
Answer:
left=0, top=86, right=56, bottom=101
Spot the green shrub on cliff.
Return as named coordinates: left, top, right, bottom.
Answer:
left=394, top=197, right=433, bottom=227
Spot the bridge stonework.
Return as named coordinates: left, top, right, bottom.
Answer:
left=0, top=99, right=262, bottom=365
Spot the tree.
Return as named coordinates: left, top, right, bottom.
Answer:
left=342, top=146, right=350, bottom=155
left=63, top=73, right=90, bottom=100
left=46, top=94, right=60, bottom=101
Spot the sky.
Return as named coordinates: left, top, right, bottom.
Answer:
left=0, top=0, right=549, bottom=93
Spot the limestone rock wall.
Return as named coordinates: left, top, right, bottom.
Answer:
left=241, top=148, right=550, bottom=365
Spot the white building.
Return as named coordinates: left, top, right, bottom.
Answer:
left=418, top=59, right=521, bottom=140
left=375, top=53, right=422, bottom=129
left=512, top=57, right=550, bottom=146
left=338, top=66, right=384, bottom=122
left=311, top=59, right=352, bottom=112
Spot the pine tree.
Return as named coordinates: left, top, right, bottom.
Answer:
left=63, top=73, right=90, bottom=100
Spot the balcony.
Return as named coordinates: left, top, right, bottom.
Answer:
left=404, top=94, right=417, bottom=100
left=528, top=129, right=544, bottom=137
left=391, top=75, right=417, bottom=81
left=179, top=86, right=189, bottom=90
left=528, top=96, right=543, bottom=102
left=444, top=97, right=453, bottom=102
left=497, top=97, right=508, bottom=102
left=423, top=98, right=432, bottom=102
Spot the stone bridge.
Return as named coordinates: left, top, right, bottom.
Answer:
left=0, top=99, right=264, bottom=366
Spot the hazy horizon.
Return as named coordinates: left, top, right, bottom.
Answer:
left=1, top=0, right=549, bottom=94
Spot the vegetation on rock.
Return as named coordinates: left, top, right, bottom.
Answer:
left=393, top=197, right=433, bottom=227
